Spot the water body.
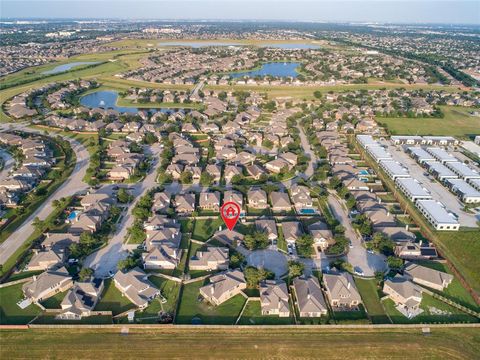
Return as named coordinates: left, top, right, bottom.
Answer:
left=262, top=43, right=321, bottom=49
left=230, top=62, right=300, bottom=78
left=42, top=61, right=100, bottom=75
left=158, top=41, right=240, bottom=48
left=80, top=90, right=172, bottom=114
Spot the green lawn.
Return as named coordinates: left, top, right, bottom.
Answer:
left=237, top=300, right=294, bottom=325
left=354, top=278, right=391, bottom=324
left=0, top=283, right=42, bottom=325
left=382, top=294, right=478, bottom=324
left=147, top=276, right=180, bottom=315
left=7, top=270, right=43, bottom=282
left=175, top=280, right=246, bottom=325
left=191, top=217, right=223, bottom=242
left=435, top=230, right=480, bottom=297
left=332, top=305, right=370, bottom=324
left=93, top=279, right=135, bottom=316
left=412, top=260, right=479, bottom=312
left=376, top=106, right=480, bottom=138
left=40, top=290, right=68, bottom=309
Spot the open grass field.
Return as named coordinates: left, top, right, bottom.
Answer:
left=1, top=327, right=479, bottom=359
left=435, top=229, right=480, bottom=297
left=376, top=106, right=480, bottom=138
left=175, top=280, right=246, bottom=324
left=354, top=278, right=391, bottom=324
left=0, top=283, right=42, bottom=325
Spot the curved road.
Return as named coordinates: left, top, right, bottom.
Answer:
left=84, top=144, right=162, bottom=277
left=0, top=124, right=90, bottom=265
left=0, top=149, right=14, bottom=182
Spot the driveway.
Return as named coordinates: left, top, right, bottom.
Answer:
left=327, top=191, right=387, bottom=277
left=84, top=144, right=163, bottom=277
left=0, top=124, right=90, bottom=265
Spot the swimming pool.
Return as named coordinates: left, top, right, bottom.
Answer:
left=358, top=170, right=369, bottom=175
left=67, top=211, right=79, bottom=222
left=300, top=208, right=316, bottom=214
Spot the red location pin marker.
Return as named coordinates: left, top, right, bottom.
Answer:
left=220, top=201, right=241, bottom=231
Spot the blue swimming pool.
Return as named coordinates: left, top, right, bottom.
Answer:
left=358, top=170, right=369, bottom=175
left=300, top=208, right=316, bottom=214
left=67, top=211, right=79, bottom=221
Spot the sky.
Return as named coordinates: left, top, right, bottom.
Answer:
left=1, top=0, right=479, bottom=24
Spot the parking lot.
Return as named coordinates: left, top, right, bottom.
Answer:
left=380, top=139, right=480, bottom=227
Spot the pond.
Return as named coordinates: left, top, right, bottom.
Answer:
left=230, top=62, right=300, bottom=78
left=158, top=41, right=240, bottom=48
left=80, top=90, right=172, bottom=114
left=42, top=61, right=100, bottom=75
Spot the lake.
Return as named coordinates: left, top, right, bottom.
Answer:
left=230, top=62, right=300, bottom=78
left=42, top=61, right=100, bottom=75
left=158, top=41, right=240, bottom=48
left=80, top=90, right=172, bottom=114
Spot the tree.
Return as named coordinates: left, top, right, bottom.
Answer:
left=118, top=256, right=139, bottom=272
left=117, top=188, right=133, bottom=204
left=387, top=256, right=403, bottom=273
left=79, top=267, right=94, bottom=281
left=180, top=171, right=193, bottom=184
left=143, top=132, right=157, bottom=145
left=313, top=91, right=322, bottom=99
left=229, top=252, right=245, bottom=269
left=243, top=231, right=270, bottom=250
left=296, top=234, right=314, bottom=257
left=288, top=260, right=304, bottom=279
left=244, top=266, right=273, bottom=288
left=200, top=172, right=214, bottom=186
left=32, top=217, right=44, bottom=232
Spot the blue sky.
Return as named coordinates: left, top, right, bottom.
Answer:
left=1, top=0, right=479, bottom=24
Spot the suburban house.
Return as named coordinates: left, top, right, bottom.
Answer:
left=174, top=193, right=196, bottom=214
left=403, top=262, right=453, bottom=291
left=281, top=222, right=303, bottom=243
left=259, top=280, right=290, bottom=317
left=270, top=191, right=292, bottom=212
left=213, top=228, right=245, bottom=247
left=22, top=267, right=73, bottom=302
left=189, top=246, right=229, bottom=271
left=323, top=272, right=362, bottom=309
left=255, top=219, right=278, bottom=241
left=292, top=276, right=328, bottom=317
left=113, top=267, right=160, bottom=309
left=247, top=188, right=268, bottom=208
left=383, top=275, right=423, bottom=318
left=26, top=249, right=64, bottom=271
left=199, top=269, right=247, bottom=306
left=142, top=245, right=181, bottom=270
left=198, top=191, right=221, bottom=211
left=56, top=279, right=104, bottom=320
